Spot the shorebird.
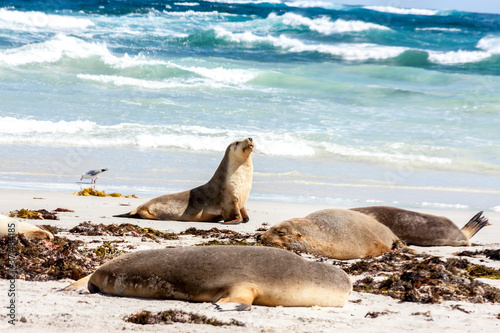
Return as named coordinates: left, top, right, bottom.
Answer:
left=80, top=168, right=108, bottom=184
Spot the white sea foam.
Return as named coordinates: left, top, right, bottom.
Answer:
left=492, top=206, right=500, bottom=212
left=0, top=117, right=314, bottom=157
left=0, top=35, right=110, bottom=66
left=168, top=63, right=257, bottom=84
left=0, top=34, right=172, bottom=68
left=162, top=10, right=235, bottom=18
left=477, top=35, right=500, bottom=54
left=420, top=202, right=469, bottom=209
left=427, top=35, right=500, bottom=65
left=173, top=2, right=199, bottom=6
left=364, top=6, right=439, bottom=16
left=214, top=27, right=406, bottom=60
left=203, top=0, right=282, bottom=4
left=0, top=8, right=94, bottom=31
left=323, top=142, right=452, bottom=165
left=274, top=12, right=390, bottom=34
left=428, top=50, right=491, bottom=65
left=284, top=1, right=346, bottom=10
left=0, top=117, right=96, bottom=134
left=77, top=74, right=233, bottom=90
left=416, top=27, right=462, bottom=32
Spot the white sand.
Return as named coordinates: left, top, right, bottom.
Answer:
left=1, top=189, right=499, bottom=332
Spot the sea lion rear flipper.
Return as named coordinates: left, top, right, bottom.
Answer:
left=61, top=274, right=92, bottom=293
left=461, top=211, right=491, bottom=239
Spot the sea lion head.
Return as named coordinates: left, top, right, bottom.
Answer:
left=228, top=137, right=254, bottom=162
left=258, top=218, right=310, bottom=252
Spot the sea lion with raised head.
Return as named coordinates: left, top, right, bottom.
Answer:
left=350, top=206, right=490, bottom=246
left=259, top=209, right=399, bottom=260
left=114, top=138, right=254, bottom=224
left=63, top=245, right=352, bottom=310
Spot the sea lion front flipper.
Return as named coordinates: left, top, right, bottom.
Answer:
left=214, top=302, right=251, bottom=311
left=222, top=197, right=243, bottom=224
left=221, top=219, right=242, bottom=225
left=240, top=207, right=250, bottom=223
left=215, top=283, right=257, bottom=311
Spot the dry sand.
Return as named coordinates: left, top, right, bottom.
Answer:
left=1, top=189, right=499, bottom=332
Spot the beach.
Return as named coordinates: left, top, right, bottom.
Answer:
left=1, top=1, right=500, bottom=331
left=1, top=188, right=499, bottom=332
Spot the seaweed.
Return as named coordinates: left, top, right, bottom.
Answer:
left=74, top=188, right=137, bottom=198
left=69, top=221, right=178, bottom=241
left=9, top=208, right=75, bottom=220
left=365, top=311, right=394, bottom=318
left=9, top=208, right=57, bottom=220
left=0, top=234, right=117, bottom=281
left=38, top=225, right=59, bottom=235
left=180, top=227, right=242, bottom=238
left=180, top=227, right=260, bottom=246
left=124, top=310, right=245, bottom=326
left=54, top=208, right=75, bottom=212
left=340, top=248, right=500, bottom=304
left=93, top=241, right=125, bottom=257
left=455, top=249, right=500, bottom=261
left=197, top=238, right=260, bottom=246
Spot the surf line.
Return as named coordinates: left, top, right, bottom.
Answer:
left=6, top=220, right=17, bottom=325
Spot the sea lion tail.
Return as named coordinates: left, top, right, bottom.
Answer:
left=461, top=211, right=491, bottom=239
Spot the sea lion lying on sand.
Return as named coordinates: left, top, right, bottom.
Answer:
left=64, top=246, right=352, bottom=311
left=259, top=209, right=399, bottom=260
left=114, top=138, right=254, bottom=224
left=0, top=213, right=54, bottom=241
left=350, top=206, right=490, bottom=246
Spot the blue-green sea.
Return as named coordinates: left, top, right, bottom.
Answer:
left=1, top=1, right=499, bottom=211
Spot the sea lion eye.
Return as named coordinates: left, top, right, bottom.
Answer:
left=276, top=230, right=286, bottom=236
left=235, top=142, right=240, bottom=146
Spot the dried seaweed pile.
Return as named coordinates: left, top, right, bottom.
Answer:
left=342, top=248, right=500, bottom=304
left=74, top=188, right=137, bottom=198
left=69, top=221, right=179, bottom=241
left=9, top=208, right=74, bottom=220
left=455, top=249, right=500, bottom=261
left=181, top=227, right=259, bottom=246
left=0, top=234, right=118, bottom=281
left=124, top=310, right=244, bottom=327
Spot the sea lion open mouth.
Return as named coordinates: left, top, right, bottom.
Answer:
left=243, top=137, right=254, bottom=152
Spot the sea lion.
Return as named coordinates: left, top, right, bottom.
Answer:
left=259, top=209, right=399, bottom=260
left=350, top=206, right=490, bottom=246
left=63, top=245, right=352, bottom=310
left=0, top=214, right=54, bottom=241
left=114, top=138, right=254, bottom=224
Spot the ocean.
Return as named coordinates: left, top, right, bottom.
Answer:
left=0, top=0, right=499, bottom=212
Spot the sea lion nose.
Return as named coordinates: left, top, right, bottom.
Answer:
left=256, top=234, right=262, bottom=242
left=248, top=137, right=253, bottom=142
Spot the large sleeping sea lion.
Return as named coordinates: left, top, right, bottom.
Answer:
left=0, top=213, right=54, bottom=241
left=64, top=245, right=352, bottom=310
left=350, top=206, right=490, bottom=246
left=259, top=209, right=399, bottom=260
left=114, top=138, right=254, bottom=224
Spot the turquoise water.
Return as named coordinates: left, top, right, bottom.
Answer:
left=0, top=1, right=499, bottom=211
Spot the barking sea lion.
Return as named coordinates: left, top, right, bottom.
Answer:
left=114, top=138, right=254, bottom=224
